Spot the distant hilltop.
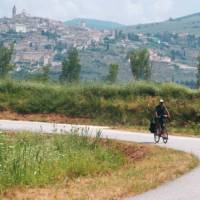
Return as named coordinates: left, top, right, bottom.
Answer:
left=124, top=12, right=200, bottom=35
left=4, top=5, right=200, bottom=34
left=12, top=5, right=31, bottom=19
left=65, top=18, right=124, bottom=30
left=0, top=5, right=66, bottom=33
left=0, top=5, right=110, bottom=75
left=11, top=6, right=124, bottom=31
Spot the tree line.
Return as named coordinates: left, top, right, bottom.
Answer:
left=1, top=42, right=200, bottom=87
left=59, top=47, right=152, bottom=83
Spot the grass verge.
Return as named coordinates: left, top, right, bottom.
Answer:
left=0, top=79, right=200, bottom=136
left=0, top=130, right=125, bottom=193
left=0, top=131, right=198, bottom=200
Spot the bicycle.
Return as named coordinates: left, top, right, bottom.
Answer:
left=154, top=115, right=169, bottom=144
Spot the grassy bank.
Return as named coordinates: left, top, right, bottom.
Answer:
left=0, top=79, right=200, bottom=135
left=0, top=130, right=124, bottom=192
left=1, top=131, right=198, bottom=200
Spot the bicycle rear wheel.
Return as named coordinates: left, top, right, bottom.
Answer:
left=162, top=127, right=169, bottom=144
left=162, top=129, right=168, bottom=144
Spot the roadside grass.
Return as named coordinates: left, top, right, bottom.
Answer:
left=2, top=137, right=198, bottom=200
left=64, top=146, right=198, bottom=200
left=0, top=130, right=125, bottom=193
left=0, top=79, right=200, bottom=136
left=169, top=124, right=200, bottom=137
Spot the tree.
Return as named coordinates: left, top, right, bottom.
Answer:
left=42, top=65, right=50, bottom=81
left=197, top=53, right=200, bottom=88
left=0, top=44, right=14, bottom=78
left=128, top=48, right=151, bottom=80
left=60, top=48, right=81, bottom=82
left=107, top=63, right=119, bottom=83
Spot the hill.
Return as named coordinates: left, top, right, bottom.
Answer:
left=125, top=12, right=200, bottom=35
left=65, top=18, right=124, bottom=30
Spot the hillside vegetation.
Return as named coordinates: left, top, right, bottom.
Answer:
left=0, top=80, right=200, bottom=133
left=125, top=13, right=200, bottom=35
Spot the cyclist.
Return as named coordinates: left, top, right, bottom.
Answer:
left=154, top=99, right=170, bottom=137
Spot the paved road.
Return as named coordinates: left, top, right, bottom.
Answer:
left=0, top=120, right=200, bottom=200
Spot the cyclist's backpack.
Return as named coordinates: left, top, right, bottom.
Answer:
left=149, top=120, right=156, bottom=133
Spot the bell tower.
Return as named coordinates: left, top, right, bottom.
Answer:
left=12, top=5, right=16, bottom=18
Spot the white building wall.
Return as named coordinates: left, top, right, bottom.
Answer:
left=15, top=24, right=27, bottom=33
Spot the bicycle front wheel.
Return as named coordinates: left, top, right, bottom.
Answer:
left=154, top=129, right=160, bottom=144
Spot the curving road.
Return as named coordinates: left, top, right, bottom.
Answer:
left=0, top=120, right=200, bottom=200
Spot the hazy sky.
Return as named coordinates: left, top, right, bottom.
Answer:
left=0, top=0, right=200, bottom=25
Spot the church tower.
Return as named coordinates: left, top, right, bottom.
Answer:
left=12, top=5, right=16, bottom=18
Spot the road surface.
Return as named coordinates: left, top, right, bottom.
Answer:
left=0, top=120, right=200, bottom=200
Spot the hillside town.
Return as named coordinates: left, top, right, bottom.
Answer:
left=0, top=6, right=109, bottom=72
left=0, top=6, right=198, bottom=84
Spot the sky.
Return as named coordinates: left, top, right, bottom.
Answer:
left=0, top=0, right=200, bottom=25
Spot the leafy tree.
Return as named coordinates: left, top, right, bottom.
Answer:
left=107, top=63, right=119, bottom=83
left=128, top=48, right=151, bottom=80
left=42, top=65, right=50, bottom=81
left=60, top=48, right=81, bottom=82
left=197, top=53, right=200, bottom=88
left=0, top=44, right=14, bottom=78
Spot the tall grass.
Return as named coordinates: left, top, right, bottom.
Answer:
left=0, top=131, right=125, bottom=192
left=0, top=79, right=199, bottom=128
